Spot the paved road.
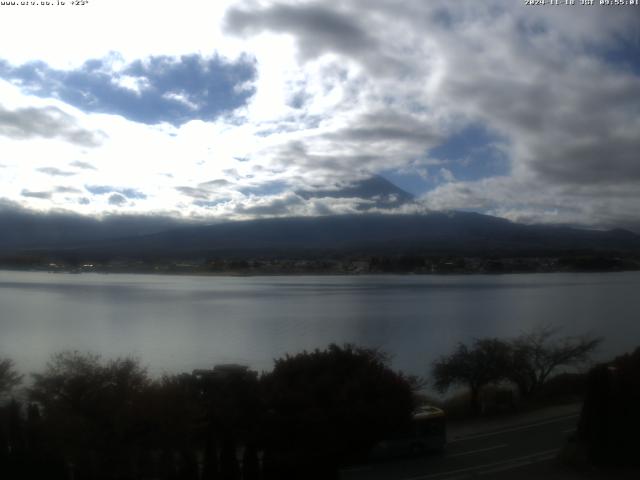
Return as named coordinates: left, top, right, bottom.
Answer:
left=341, top=412, right=579, bottom=480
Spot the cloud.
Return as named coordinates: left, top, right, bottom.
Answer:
left=225, top=2, right=409, bottom=76
left=220, top=0, right=639, bottom=227
left=0, top=104, right=104, bottom=146
left=226, top=3, right=374, bottom=58
left=175, top=180, right=238, bottom=203
left=324, top=110, right=444, bottom=150
left=2, top=1, right=639, bottom=229
left=37, top=167, right=76, bottom=177
left=70, top=160, right=96, bottom=170
left=108, top=193, right=127, bottom=206
left=229, top=190, right=399, bottom=218
left=54, top=186, right=83, bottom=194
left=199, top=179, right=234, bottom=188
left=438, top=168, right=455, bottom=183
left=118, top=189, right=147, bottom=200
left=233, top=194, right=304, bottom=216
left=297, top=175, right=414, bottom=211
left=86, top=185, right=147, bottom=199
left=21, top=189, right=51, bottom=199
left=175, top=186, right=210, bottom=200
left=0, top=53, right=257, bottom=126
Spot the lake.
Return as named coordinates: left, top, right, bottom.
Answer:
left=1, top=270, right=639, bottom=379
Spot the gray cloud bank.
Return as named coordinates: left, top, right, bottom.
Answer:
left=221, top=0, right=640, bottom=229
left=0, top=105, right=103, bottom=146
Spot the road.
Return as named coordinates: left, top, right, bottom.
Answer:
left=341, top=412, right=579, bottom=480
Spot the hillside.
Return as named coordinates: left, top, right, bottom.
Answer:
left=21, top=212, right=640, bottom=260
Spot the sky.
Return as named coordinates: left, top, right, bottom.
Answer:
left=0, top=0, right=639, bottom=230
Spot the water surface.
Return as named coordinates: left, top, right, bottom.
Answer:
left=1, top=270, right=639, bottom=377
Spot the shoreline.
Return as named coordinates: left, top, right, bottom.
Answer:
left=1, top=265, right=639, bottom=277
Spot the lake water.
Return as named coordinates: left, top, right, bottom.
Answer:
left=1, top=270, right=639, bottom=379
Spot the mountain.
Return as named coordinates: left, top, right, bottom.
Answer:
left=0, top=206, right=189, bottom=253
left=296, top=175, right=415, bottom=209
left=0, top=175, right=414, bottom=253
left=2, top=174, right=640, bottom=262
left=24, top=211, right=640, bottom=260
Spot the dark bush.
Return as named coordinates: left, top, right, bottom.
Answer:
left=578, top=347, right=640, bottom=467
left=261, top=344, right=415, bottom=478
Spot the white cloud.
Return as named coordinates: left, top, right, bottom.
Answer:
left=113, top=75, right=150, bottom=95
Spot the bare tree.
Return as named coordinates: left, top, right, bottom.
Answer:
left=0, top=357, right=22, bottom=399
left=432, top=338, right=511, bottom=415
left=507, top=326, right=601, bottom=397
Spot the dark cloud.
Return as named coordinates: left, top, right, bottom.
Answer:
left=325, top=111, right=443, bottom=145
left=226, top=4, right=374, bottom=59
left=0, top=104, right=104, bottom=146
left=224, top=3, right=406, bottom=74
left=238, top=180, right=289, bottom=196
left=233, top=194, right=304, bottom=216
left=440, top=43, right=640, bottom=185
left=21, top=189, right=51, bottom=199
left=193, top=198, right=231, bottom=208
left=108, top=193, right=127, bottom=206
left=0, top=54, right=257, bottom=126
left=70, top=160, right=96, bottom=170
left=37, top=167, right=76, bottom=177
left=274, top=140, right=378, bottom=174
left=86, top=185, right=147, bottom=199
left=532, top=134, right=640, bottom=185
left=297, top=175, right=414, bottom=211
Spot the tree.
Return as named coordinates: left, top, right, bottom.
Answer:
left=29, top=351, right=151, bottom=479
left=0, top=357, right=22, bottom=400
left=432, top=338, right=511, bottom=415
left=30, top=351, right=149, bottom=412
left=506, top=326, right=601, bottom=397
left=261, top=344, right=414, bottom=479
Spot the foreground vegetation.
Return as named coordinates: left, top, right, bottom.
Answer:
left=573, top=346, right=640, bottom=468
left=431, top=326, right=601, bottom=415
left=2, top=333, right=638, bottom=479
left=0, top=345, right=416, bottom=480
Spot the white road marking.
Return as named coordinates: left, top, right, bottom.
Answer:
left=447, top=444, right=507, bottom=458
left=403, top=448, right=559, bottom=480
left=448, top=414, right=579, bottom=443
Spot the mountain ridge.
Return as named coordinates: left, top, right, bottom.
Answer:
left=14, top=211, right=639, bottom=260
left=2, top=173, right=639, bottom=261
